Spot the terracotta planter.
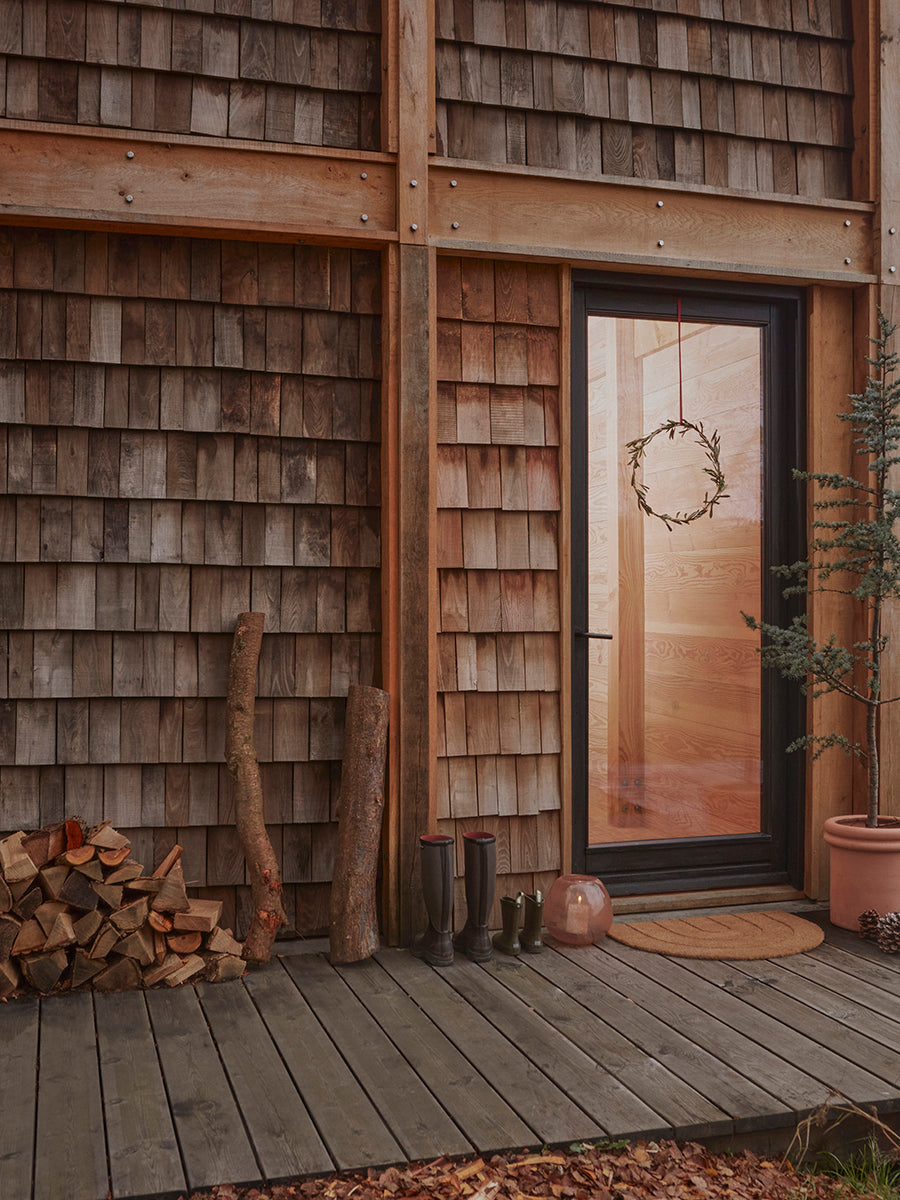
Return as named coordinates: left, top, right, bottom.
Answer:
left=823, top=814, right=900, bottom=930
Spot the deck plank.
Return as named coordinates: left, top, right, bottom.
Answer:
left=35, top=993, right=109, bottom=1200
left=244, top=961, right=403, bottom=1172
left=750, top=952, right=900, bottom=1037
left=442, top=955, right=672, bottom=1141
left=145, top=986, right=260, bottom=1191
left=96, top=990, right=186, bottom=1200
left=0, top=995, right=38, bottom=1200
left=283, top=954, right=473, bottom=1162
left=482, top=953, right=730, bottom=1140
left=806, top=941, right=900, bottom=1001
left=377, top=948, right=604, bottom=1144
left=600, top=940, right=898, bottom=1108
left=545, top=942, right=804, bottom=1131
left=337, top=956, right=536, bottom=1152
left=681, top=955, right=900, bottom=1097
left=197, top=978, right=333, bottom=1181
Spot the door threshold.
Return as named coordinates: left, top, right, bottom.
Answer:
left=611, top=883, right=811, bottom=921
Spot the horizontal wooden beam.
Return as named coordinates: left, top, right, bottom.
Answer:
left=429, top=162, right=876, bottom=284
left=0, top=124, right=396, bottom=241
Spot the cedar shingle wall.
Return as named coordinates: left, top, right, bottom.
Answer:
left=436, top=255, right=562, bottom=920
left=0, top=0, right=381, bottom=151
left=0, top=227, right=382, bottom=938
left=435, top=0, right=854, bottom=200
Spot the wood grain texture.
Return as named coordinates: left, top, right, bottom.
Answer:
left=0, top=226, right=382, bottom=938
left=435, top=0, right=854, bottom=200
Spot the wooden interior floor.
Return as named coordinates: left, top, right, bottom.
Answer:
left=3, top=914, right=900, bottom=1200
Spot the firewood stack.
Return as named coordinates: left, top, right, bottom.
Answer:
left=0, top=819, right=246, bottom=998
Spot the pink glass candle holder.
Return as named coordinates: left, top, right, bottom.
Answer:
left=545, top=874, right=613, bottom=946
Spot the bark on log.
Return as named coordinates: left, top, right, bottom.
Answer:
left=225, top=611, right=286, bottom=963
left=329, top=684, right=390, bottom=964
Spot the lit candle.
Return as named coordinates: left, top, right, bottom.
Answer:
left=567, top=891, right=591, bottom=936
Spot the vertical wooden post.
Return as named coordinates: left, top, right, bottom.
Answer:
left=805, top=287, right=858, bottom=900
left=381, top=0, right=437, bottom=944
left=609, top=320, right=646, bottom=827
left=877, top=0, right=900, bottom=825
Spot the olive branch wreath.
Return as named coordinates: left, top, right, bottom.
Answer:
left=625, top=418, right=728, bottom=531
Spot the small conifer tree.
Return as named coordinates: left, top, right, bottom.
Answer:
left=744, top=313, right=900, bottom=828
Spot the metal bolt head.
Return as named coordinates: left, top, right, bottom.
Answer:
left=126, top=150, right=134, bottom=160
left=844, top=219, right=851, bottom=227
left=451, top=221, right=459, bottom=230
left=410, top=180, right=418, bottom=187
left=450, top=180, right=458, bottom=187
left=360, top=172, right=367, bottom=180
left=891, top=267, right=897, bottom=274
left=845, top=257, right=851, bottom=264
left=657, top=240, right=664, bottom=247
left=656, top=200, right=664, bottom=207
left=891, top=227, right=898, bottom=235
left=125, top=194, right=133, bottom=203
left=410, top=223, right=418, bottom=231
left=360, top=213, right=368, bottom=222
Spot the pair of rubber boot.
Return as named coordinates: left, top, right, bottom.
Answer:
left=411, top=831, right=495, bottom=967
left=492, top=890, right=543, bottom=955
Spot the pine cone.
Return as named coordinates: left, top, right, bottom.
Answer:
left=876, top=911, right=900, bottom=954
left=858, top=909, right=882, bottom=940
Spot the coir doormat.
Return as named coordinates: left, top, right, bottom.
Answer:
left=606, top=910, right=824, bottom=959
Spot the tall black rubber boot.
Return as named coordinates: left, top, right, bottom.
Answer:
left=411, top=834, right=454, bottom=967
left=452, top=830, right=496, bottom=962
left=519, top=890, right=544, bottom=953
left=492, top=893, right=523, bottom=955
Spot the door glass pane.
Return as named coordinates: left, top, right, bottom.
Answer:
left=587, top=315, right=762, bottom=845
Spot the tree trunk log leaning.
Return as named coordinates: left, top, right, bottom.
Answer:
left=329, top=684, right=390, bottom=964
left=225, top=611, right=286, bottom=963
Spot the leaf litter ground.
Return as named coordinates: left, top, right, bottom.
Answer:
left=188, top=1139, right=883, bottom=1200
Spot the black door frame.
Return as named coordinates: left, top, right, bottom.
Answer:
left=570, top=271, right=806, bottom=894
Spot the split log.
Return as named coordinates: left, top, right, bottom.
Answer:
left=13, top=886, right=44, bottom=921
left=225, top=611, right=286, bottom=963
left=329, top=683, right=390, bottom=965
left=71, top=950, right=104, bottom=989
left=0, top=877, right=10, bottom=913
left=164, top=954, right=205, bottom=986
left=0, top=958, right=19, bottom=998
left=73, top=910, right=103, bottom=946
left=0, top=833, right=38, bottom=885
left=150, top=860, right=189, bottom=913
left=93, top=957, right=141, bottom=993
left=167, top=931, right=202, bottom=955
left=105, top=861, right=144, bottom=885
left=172, top=899, right=222, bottom=933
left=143, top=953, right=183, bottom=986
left=22, top=949, right=68, bottom=993
left=0, top=915, right=21, bottom=960
left=152, top=844, right=182, bottom=879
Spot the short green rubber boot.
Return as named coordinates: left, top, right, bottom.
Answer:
left=492, top=893, right=524, bottom=955
left=519, top=890, right=544, bottom=953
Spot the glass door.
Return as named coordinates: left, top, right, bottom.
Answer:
left=571, top=277, right=804, bottom=894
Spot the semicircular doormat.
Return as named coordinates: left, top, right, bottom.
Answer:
left=607, top=910, right=824, bottom=960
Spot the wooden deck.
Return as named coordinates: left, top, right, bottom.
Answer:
left=4, top=914, right=900, bottom=1200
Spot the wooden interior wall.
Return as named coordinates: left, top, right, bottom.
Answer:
left=0, top=0, right=381, bottom=150
left=435, top=254, right=562, bottom=924
left=0, top=225, right=382, bottom=938
left=435, top=0, right=854, bottom=200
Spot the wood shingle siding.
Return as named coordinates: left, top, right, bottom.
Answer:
left=435, top=0, right=854, bottom=200
left=436, top=256, right=562, bottom=922
left=0, top=227, right=382, bottom=937
left=0, top=0, right=382, bottom=151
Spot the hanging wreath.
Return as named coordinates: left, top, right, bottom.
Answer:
left=623, top=297, right=728, bottom=531
left=625, top=417, right=728, bottom=531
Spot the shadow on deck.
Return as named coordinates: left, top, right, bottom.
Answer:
left=3, top=913, right=899, bottom=1200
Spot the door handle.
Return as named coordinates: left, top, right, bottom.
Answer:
left=574, top=630, right=613, bottom=639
